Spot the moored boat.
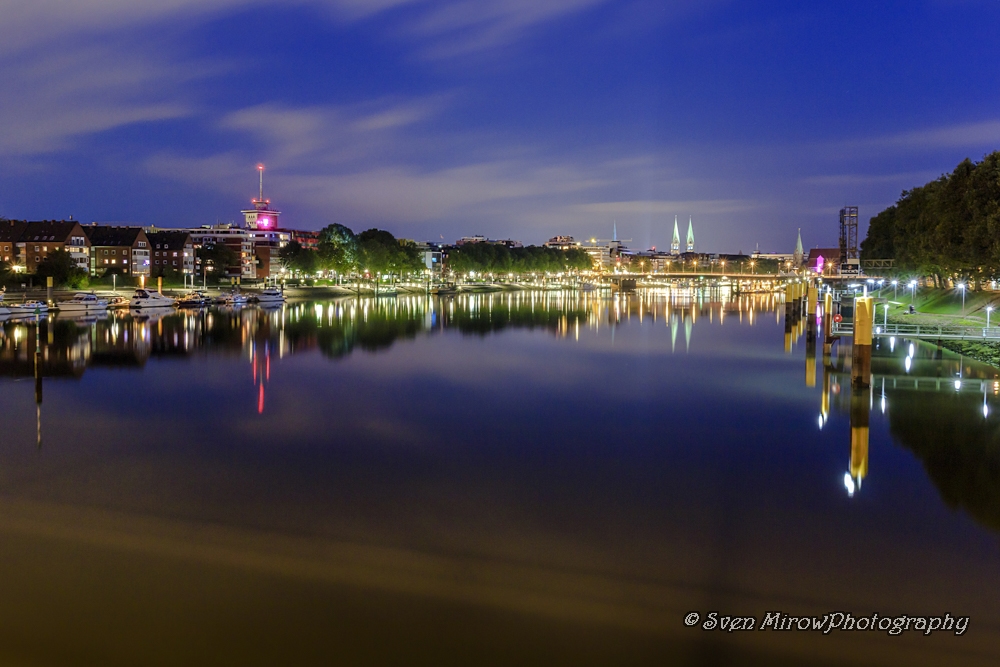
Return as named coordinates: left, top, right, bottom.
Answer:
left=178, top=290, right=212, bottom=307
left=57, top=292, right=109, bottom=313
left=254, top=287, right=285, bottom=304
left=5, top=301, right=49, bottom=315
left=129, top=288, right=177, bottom=309
left=215, top=290, right=249, bottom=306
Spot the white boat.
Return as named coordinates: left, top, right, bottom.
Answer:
left=216, top=291, right=249, bottom=306
left=57, top=292, right=109, bottom=313
left=6, top=301, right=49, bottom=315
left=255, top=287, right=285, bottom=304
left=178, top=290, right=212, bottom=307
left=129, top=289, right=177, bottom=309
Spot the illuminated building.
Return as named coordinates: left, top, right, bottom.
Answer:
left=146, top=230, right=195, bottom=277
left=83, top=225, right=150, bottom=277
left=242, top=164, right=281, bottom=231
left=6, top=220, right=91, bottom=274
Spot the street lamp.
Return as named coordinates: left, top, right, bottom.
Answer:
left=909, top=280, right=917, bottom=305
left=892, top=279, right=898, bottom=300
left=987, top=305, right=993, bottom=329
left=958, top=282, right=966, bottom=315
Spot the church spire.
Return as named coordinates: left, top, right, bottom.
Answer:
left=671, top=216, right=680, bottom=254
left=794, top=228, right=804, bottom=266
left=686, top=217, right=694, bottom=253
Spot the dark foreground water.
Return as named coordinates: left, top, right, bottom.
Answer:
left=0, top=289, right=997, bottom=666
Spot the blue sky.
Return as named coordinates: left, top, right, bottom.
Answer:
left=1, top=0, right=999, bottom=252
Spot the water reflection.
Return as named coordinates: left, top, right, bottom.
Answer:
left=0, top=288, right=780, bottom=379
left=812, top=325, right=1000, bottom=532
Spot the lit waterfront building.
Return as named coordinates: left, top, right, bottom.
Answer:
left=543, top=235, right=581, bottom=250
left=456, top=235, right=523, bottom=248
left=242, top=164, right=281, bottom=231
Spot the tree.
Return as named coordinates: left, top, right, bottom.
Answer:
left=198, top=243, right=240, bottom=279
left=35, top=249, right=89, bottom=287
left=858, top=151, right=1000, bottom=285
left=318, top=224, right=358, bottom=268
left=357, top=229, right=419, bottom=277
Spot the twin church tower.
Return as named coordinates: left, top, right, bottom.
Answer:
left=670, top=215, right=694, bottom=254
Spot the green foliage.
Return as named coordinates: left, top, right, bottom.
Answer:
left=35, top=249, right=89, bottom=287
left=445, top=244, right=593, bottom=274
left=280, top=241, right=319, bottom=275
left=198, top=243, right=240, bottom=275
left=861, top=152, right=1000, bottom=283
left=308, top=224, right=363, bottom=274
left=357, top=228, right=421, bottom=276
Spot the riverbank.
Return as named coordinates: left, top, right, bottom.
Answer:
left=878, top=287, right=1000, bottom=367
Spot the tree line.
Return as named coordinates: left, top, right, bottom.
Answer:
left=280, top=224, right=423, bottom=278
left=861, top=151, right=1000, bottom=286
left=280, top=224, right=595, bottom=277
left=444, top=243, right=592, bottom=274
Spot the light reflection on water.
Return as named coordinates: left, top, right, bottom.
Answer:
left=0, top=288, right=998, bottom=666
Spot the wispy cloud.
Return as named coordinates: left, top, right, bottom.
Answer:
left=0, top=45, right=197, bottom=156
left=800, top=171, right=941, bottom=187
left=0, top=1, right=611, bottom=58
left=404, top=0, right=610, bottom=58
left=573, top=199, right=757, bottom=216
left=845, top=119, right=1000, bottom=152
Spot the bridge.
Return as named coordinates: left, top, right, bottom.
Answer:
left=832, top=321, right=1000, bottom=341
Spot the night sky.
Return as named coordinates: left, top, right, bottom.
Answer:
left=1, top=0, right=999, bottom=252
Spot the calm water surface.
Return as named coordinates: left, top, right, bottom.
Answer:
left=0, top=289, right=997, bottom=666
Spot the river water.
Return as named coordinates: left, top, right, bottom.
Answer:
left=0, top=289, right=997, bottom=666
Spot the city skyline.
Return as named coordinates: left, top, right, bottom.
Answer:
left=1, top=1, right=999, bottom=252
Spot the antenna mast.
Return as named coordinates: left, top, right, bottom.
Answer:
left=258, top=164, right=265, bottom=202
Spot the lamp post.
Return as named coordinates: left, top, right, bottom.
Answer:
left=909, top=280, right=917, bottom=305
left=988, top=305, right=993, bottom=330
left=892, top=279, right=898, bottom=299
left=958, top=282, right=966, bottom=315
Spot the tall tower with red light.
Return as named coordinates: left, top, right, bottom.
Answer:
left=241, top=164, right=281, bottom=230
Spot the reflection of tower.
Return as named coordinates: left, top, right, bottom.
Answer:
left=686, top=217, right=694, bottom=253
left=34, top=315, right=43, bottom=448
left=242, top=164, right=282, bottom=230
left=251, top=339, right=271, bottom=414
left=671, top=216, right=680, bottom=254
left=684, top=313, right=692, bottom=352
left=670, top=314, right=678, bottom=352
left=845, top=387, right=870, bottom=496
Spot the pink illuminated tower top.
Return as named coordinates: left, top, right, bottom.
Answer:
left=242, top=164, right=281, bottom=230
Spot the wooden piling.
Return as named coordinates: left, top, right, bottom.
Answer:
left=851, top=296, right=873, bottom=389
